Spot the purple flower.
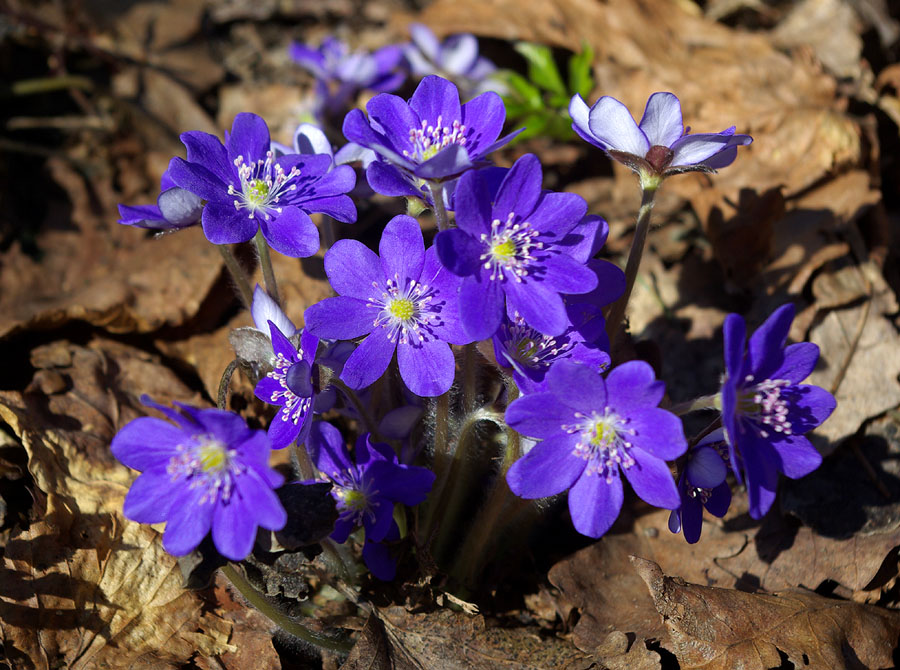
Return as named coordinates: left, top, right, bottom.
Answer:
left=435, top=154, right=599, bottom=340
left=118, top=158, right=203, bottom=231
left=342, top=75, right=519, bottom=202
left=313, top=422, right=435, bottom=580
left=304, top=214, right=470, bottom=397
left=569, top=92, right=752, bottom=185
left=492, top=310, right=610, bottom=394
left=720, top=303, right=836, bottom=519
left=290, top=37, right=405, bottom=117
left=254, top=321, right=321, bottom=450
left=667, top=429, right=732, bottom=544
left=404, top=24, right=496, bottom=96
left=111, top=397, right=286, bottom=560
left=168, top=113, right=356, bottom=257
left=505, top=360, right=687, bottom=538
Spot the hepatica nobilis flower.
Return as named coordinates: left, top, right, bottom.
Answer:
left=435, top=153, right=599, bottom=340
left=505, top=360, right=687, bottom=538
left=313, top=422, right=435, bottom=580
left=254, top=321, right=321, bottom=450
left=667, top=429, right=732, bottom=544
left=569, top=92, right=752, bottom=188
left=404, top=24, right=496, bottom=96
left=342, top=75, right=519, bottom=203
left=720, top=304, right=836, bottom=519
left=304, top=214, right=470, bottom=397
left=111, top=398, right=286, bottom=560
left=169, top=112, right=356, bottom=257
left=118, top=158, right=203, bottom=231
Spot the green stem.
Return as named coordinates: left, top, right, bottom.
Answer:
left=604, top=187, right=658, bottom=348
left=421, top=391, right=452, bottom=540
left=221, top=564, right=353, bottom=654
left=217, top=244, right=254, bottom=308
left=320, top=214, right=338, bottom=249
left=429, top=182, right=451, bottom=231
left=669, top=394, right=720, bottom=416
left=330, top=379, right=382, bottom=441
left=254, top=230, right=280, bottom=306
left=461, top=344, right=478, bottom=415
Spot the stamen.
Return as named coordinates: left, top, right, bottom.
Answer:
left=478, top=212, right=543, bottom=282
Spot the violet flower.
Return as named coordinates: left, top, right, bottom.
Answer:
left=720, top=304, right=836, bottom=519
left=304, top=214, right=470, bottom=397
left=111, top=397, right=286, bottom=560
left=168, top=113, right=356, bottom=257
left=313, top=422, right=435, bottom=580
left=569, top=92, right=752, bottom=188
left=505, top=360, right=687, bottom=538
left=342, top=75, right=519, bottom=204
left=404, top=24, right=496, bottom=97
left=290, top=37, right=405, bottom=117
left=435, top=153, right=599, bottom=340
left=118, top=158, right=203, bottom=231
left=667, top=429, right=732, bottom=544
left=254, top=321, right=321, bottom=450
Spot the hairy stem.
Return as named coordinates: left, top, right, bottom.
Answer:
left=669, top=394, right=720, bottom=416
left=217, top=359, right=240, bottom=411
left=429, top=182, right=451, bottom=231
left=221, top=564, right=353, bottom=654
left=254, top=230, right=281, bottom=307
left=217, top=244, right=254, bottom=308
left=605, top=187, right=658, bottom=347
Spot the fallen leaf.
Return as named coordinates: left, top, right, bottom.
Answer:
left=632, top=556, right=900, bottom=669
left=0, top=338, right=237, bottom=669
left=771, top=0, right=863, bottom=80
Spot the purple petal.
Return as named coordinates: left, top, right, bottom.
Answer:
left=201, top=201, right=258, bottom=244
left=111, top=417, right=184, bottom=471
left=720, top=377, right=743, bottom=485
left=604, top=360, right=665, bottom=411
left=774, top=342, right=819, bottom=384
left=460, top=91, right=505, bottom=153
left=459, top=274, right=504, bottom=340
left=324, top=238, right=384, bottom=299
left=340, top=329, right=396, bottom=390
left=587, top=96, right=649, bottom=156
left=742, top=435, right=780, bottom=519
left=368, top=461, right=434, bottom=505
left=212, top=500, right=256, bottom=561
left=252, top=285, right=296, bottom=335
left=366, top=162, right=422, bottom=199
left=638, top=92, right=683, bottom=148
left=627, top=407, right=687, bottom=461
left=162, top=486, right=214, bottom=556
left=452, top=169, right=492, bottom=236
left=255, top=376, right=284, bottom=405
left=569, top=94, right=604, bottom=149
left=785, top=384, right=836, bottom=433
left=379, top=215, right=425, bottom=283
left=623, top=448, right=680, bottom=509
left=442, top=34, right=479, bottom=76
left=409, top=75, right=462, bottom=129
left=670, top=130, right=744, bottom=167
left=180, top=131, right=233, bottom=186
left=568, top=469, right=623, bottom=538
left=435, top=228, right=482, bottom=276
left=685, top=446, right=728, bottom=489
left=292, top=123, right=333, bottom=156
left=157, top=188, right=202, bottom=226
left=414, top=144, right=474, bottom=180
left=492, top=154, right=543, bottom=222
left=167, top=157, right=228, bottom=203
left=267, top=406, right=304, bottom=449
left=409, top=23, right=440, bottom=60
left=546, top=360, right=607, bottom=410
left=722, top=313, right=747, bottom=381
left=397, top=338, right=454, bottom=397
left=705, top=482, right=732, bottom=518
left=260, top=207, right=319, bottom=258
left=505, top=279, right=568, bottom=337
left=768, top=433, right=822, bottom=479
left=289, top=42, right=325, bottom=76
left=748, top=304, right=794, bottom=381
left=540, top=253, right=599, bottom=295
left=366, top=92, right=419, bottom=155
left=506, top=435, right=586, bottom=498
left=362, top=540, right=396, bottom=581
left=527, top=191, right=588, bottom=237
left=303, top=296, right=374, bottom=340
left=122, top=470, right=175, bottom=523
left=226, top=113, right=270, bottom=165
left=117, top=203, right=167, bottom=229
left=506, top=392, right=573, bottom=439
left=314, top=421, right=352, bottom=478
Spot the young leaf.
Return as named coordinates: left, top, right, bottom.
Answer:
left=568, top=43, right=595, bottom=99
left=514, top=42, right=567, bottom=96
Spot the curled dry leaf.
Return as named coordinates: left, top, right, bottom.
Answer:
left=0, top=339, right=236, bottom=669
left=632, top=556, right=900, bottom=670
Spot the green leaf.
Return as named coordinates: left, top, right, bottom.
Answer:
left=514, top=42, right=567, bottom=96
left=504, top=72, right=543, bottom=110
left=568, top=42, right=595, bottom=98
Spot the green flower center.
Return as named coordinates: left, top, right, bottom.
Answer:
left=338, top=487, right=367, bottom=511
left=491, top=239, right=516, bottom=261
left=198, top=441, right=229, bottom=473
left=246, top=179, right=270, bottom=205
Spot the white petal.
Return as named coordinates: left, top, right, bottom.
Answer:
left=587, top=96, right=649, bottom=156
left=638, top=92, right=683, bottom=147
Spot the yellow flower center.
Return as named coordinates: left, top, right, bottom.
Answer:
left=590, top=420, right=618, bottom=448
left=388, top=298, right=415, bottom=321
left=246, top=179, right=270, bottom=205
left=492, top=239, right=516, bottom=261
left=198, top=441, right=228, bottom=473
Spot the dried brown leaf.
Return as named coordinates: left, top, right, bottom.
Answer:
left=0, top=339, right=236, bottom=669
left=632, top=556, right=900, bottom=669
left=371, top=606, right=593, bottom=670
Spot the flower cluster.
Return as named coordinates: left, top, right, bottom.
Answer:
left=110, top=42, right=835, bottom=605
